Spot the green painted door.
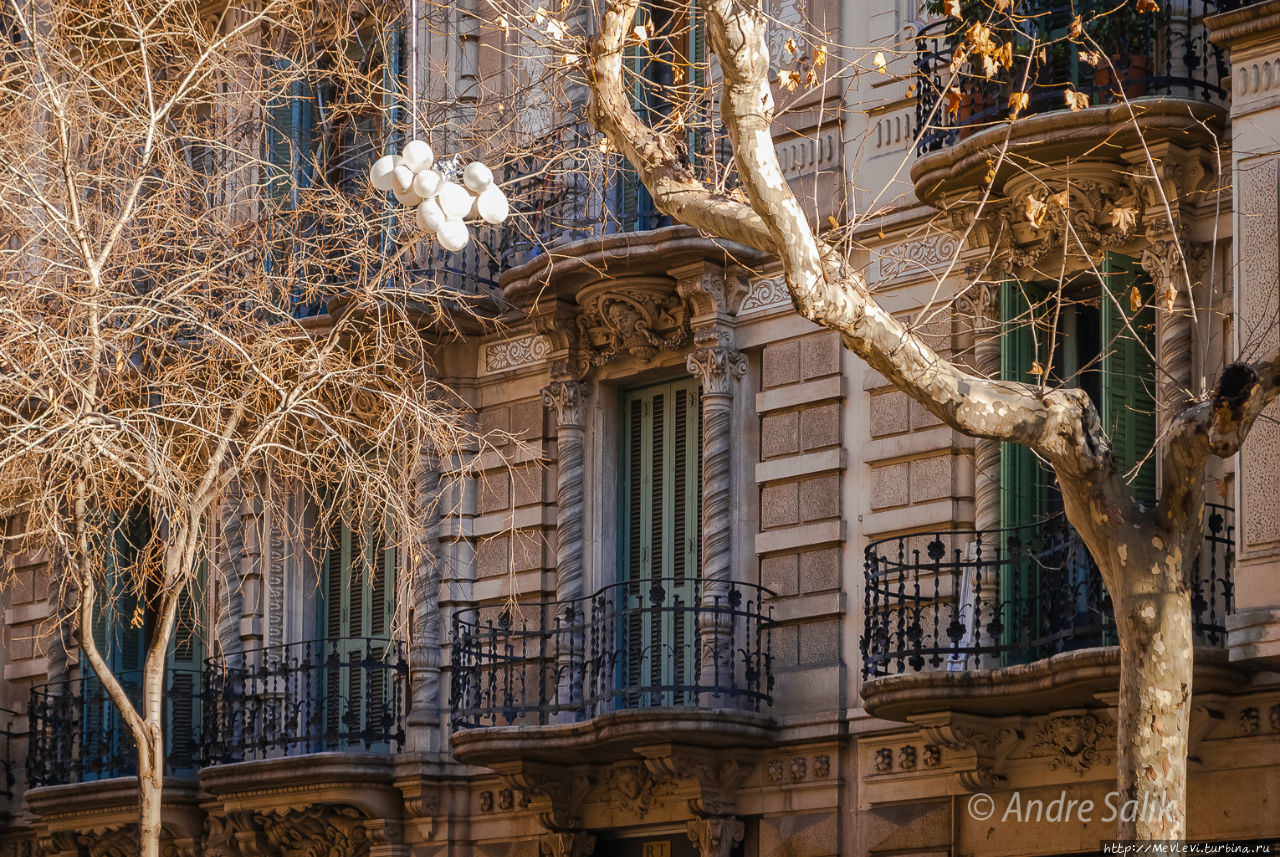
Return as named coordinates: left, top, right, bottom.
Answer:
left=619, top=378, right=702, bottom=707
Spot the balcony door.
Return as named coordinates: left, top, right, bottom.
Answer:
left=999, top=255, right=1156, bottom=657
left=619, top=378, right=702, bottom=707
left=319, top=521, right=396, bottom=749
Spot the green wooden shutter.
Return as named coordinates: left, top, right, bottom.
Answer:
left=1100, top=253, right=1157, bottom=503
left=999, top=281, right=1051, bottom=534
left=166, top=558, right=204, bottom=773
left=619, top=379, right=701, bottom=706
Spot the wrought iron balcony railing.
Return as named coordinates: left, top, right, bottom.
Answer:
left=861, top=505, right=1234, bottom=678
left=914, top=0, right=1238, bottom=155
left=27, top=669, right=203, bottom=787
left=201, top=637, right=408, bottom=765
left=450, top=577, right=775, bottom=730
left=1, top=707, right=17, bottom=799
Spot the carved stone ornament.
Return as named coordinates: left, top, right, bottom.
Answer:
left=812, top=755, right=831, bottom=778
left=873, top=748, right=893, bottom=773
left=210, top=805, right=383, bottom=857
left=575, top=279, right=689, bottom=364
left=964, top=178, right=1146, bottom=271
left=1025, top=714, right=1115, bottom=775
left=542, top=379, right=588, bottom=428
left=539, top=831, right=596, bottom=857
left=637, top=746, right=751, bottom=819
left=686, top=346, right=747, bottom=396
left=898, top=746, right=917, bottom=771
left=1239, top=707, right=1260, bottom=736
left=685, top=816, right=745, bottom=857
left=494, top=761, right=596, bottom=834
left=607, top=762, right=665, bottom=819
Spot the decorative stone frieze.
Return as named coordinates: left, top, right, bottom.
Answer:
left=484, top=333, right=552, bottom=375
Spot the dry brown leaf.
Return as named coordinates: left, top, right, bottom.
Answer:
left=1129, top=285, right=1143, bottom=313
left=1048, top=190, right=1070, bottom=208
left=944, top=86, right=963, bottom=114
left=944, top=0, right=962, bottom=17
left=814, top=45, right=828, bottom=68
left=1030, top=361, right=1046, bottom=376
left=993, top=0, right=1014, bottom=10
left=1008, top=90, right=1029, bottom=118
left=1068, top=15, right=1083, bottom=39
left=786, top=37, right=797, bottom=56
left=1079, top=50, right=1102, bottom=66
left=1025, top=196, right=1047, bottom=227
left=873, top=51, right=888, bottom=74
left=996, top=43, right=1013, bottom=70
left=1065, top=89, right=1090, bottom=111
left=827, top=215, right=840, bottom=230
left=1110, top=206, right=1139, bottom=233
left=1161, top=286, right=1177, bottom=312
left=1136, top=0, right=1159, bottom=12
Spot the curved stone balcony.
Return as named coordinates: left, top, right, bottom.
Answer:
left=860, top=506, right=1237, bottom=721
left=909, top=0, right=1233, bottom=207
left=448, top=577, right=777, bottom=766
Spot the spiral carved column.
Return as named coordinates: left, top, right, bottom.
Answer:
left=408, top=457, right=443, bottom=745
left=960, top=283, right=1003, bottom=535
left=1141, top=240, right=1205, bottom=426
left=686, top=345, right=747, bottom=700
left=542, top=379, right=589, bottom=715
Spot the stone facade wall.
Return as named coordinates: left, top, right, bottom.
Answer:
left=757, top=331, right=846, bottom=717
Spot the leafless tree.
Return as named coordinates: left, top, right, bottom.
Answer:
left=0, top=1, right=501, bottom=854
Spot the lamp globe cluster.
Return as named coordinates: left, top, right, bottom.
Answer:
left=368, top=139, right=509, bottom=252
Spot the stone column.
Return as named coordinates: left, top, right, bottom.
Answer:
left=958, top=282, right=1002, bottom=535
left=542, top=379, right=589, bottom=716
left=686, top=346, right=747, bottom=698
left=1141, top=240, right=1205, bottom=427
left=407, top=455, right=443, bottom=749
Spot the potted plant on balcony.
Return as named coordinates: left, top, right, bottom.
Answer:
left=1089, top=3, right=1154, bottom=101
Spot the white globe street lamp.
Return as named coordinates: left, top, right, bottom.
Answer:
left=368, top=139, right=510, bottom=252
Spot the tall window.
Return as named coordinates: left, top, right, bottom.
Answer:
left=319, top=520, right=396, bottom=743
left=615, top=1, right=708, bottom=232
left=998, top=253, right=1155, bottom=655
left=619, top=378, right=702, bottom=705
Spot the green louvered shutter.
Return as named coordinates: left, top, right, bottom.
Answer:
left=999, top=281, right=1052, bottom=534
left=999, top=282, right=1055, bottom=659
left=619, top=379, right=702, bottom=707
left=1100, top=253, right=1157, bottom=504
left=166, top=559, right=204, bottom=774
left=319, top=518, right=397, bottom=747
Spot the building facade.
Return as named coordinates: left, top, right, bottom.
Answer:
left=3, top=1, right=1280, bottom=856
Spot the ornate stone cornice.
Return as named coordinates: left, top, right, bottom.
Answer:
left=686, top=347, right=747, bottom=397
left=493, top=761, right=597, bottom=834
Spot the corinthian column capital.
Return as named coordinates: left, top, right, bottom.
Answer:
left=542, top=380, right=588, bottom=428
left=686, top=346, right=747, bottom=396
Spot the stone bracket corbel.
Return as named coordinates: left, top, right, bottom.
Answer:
left=491, top=760, right=597, bottom=835
left=634, top=743, right=752, bottom=819
left=906, top=710, right=1026, bottom=790
left=1189, top=694, right=1228, bottom=766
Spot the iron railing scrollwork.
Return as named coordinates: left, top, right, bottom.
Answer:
left=913, top=0, right=1240, bottom=155
left=201, top=637, right=408, bottom=765
left=450, top=576, right=775, bottom=730
left=26, top=669, right=202, bottom=787
left=860, top=505, right=1235, bottom=678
